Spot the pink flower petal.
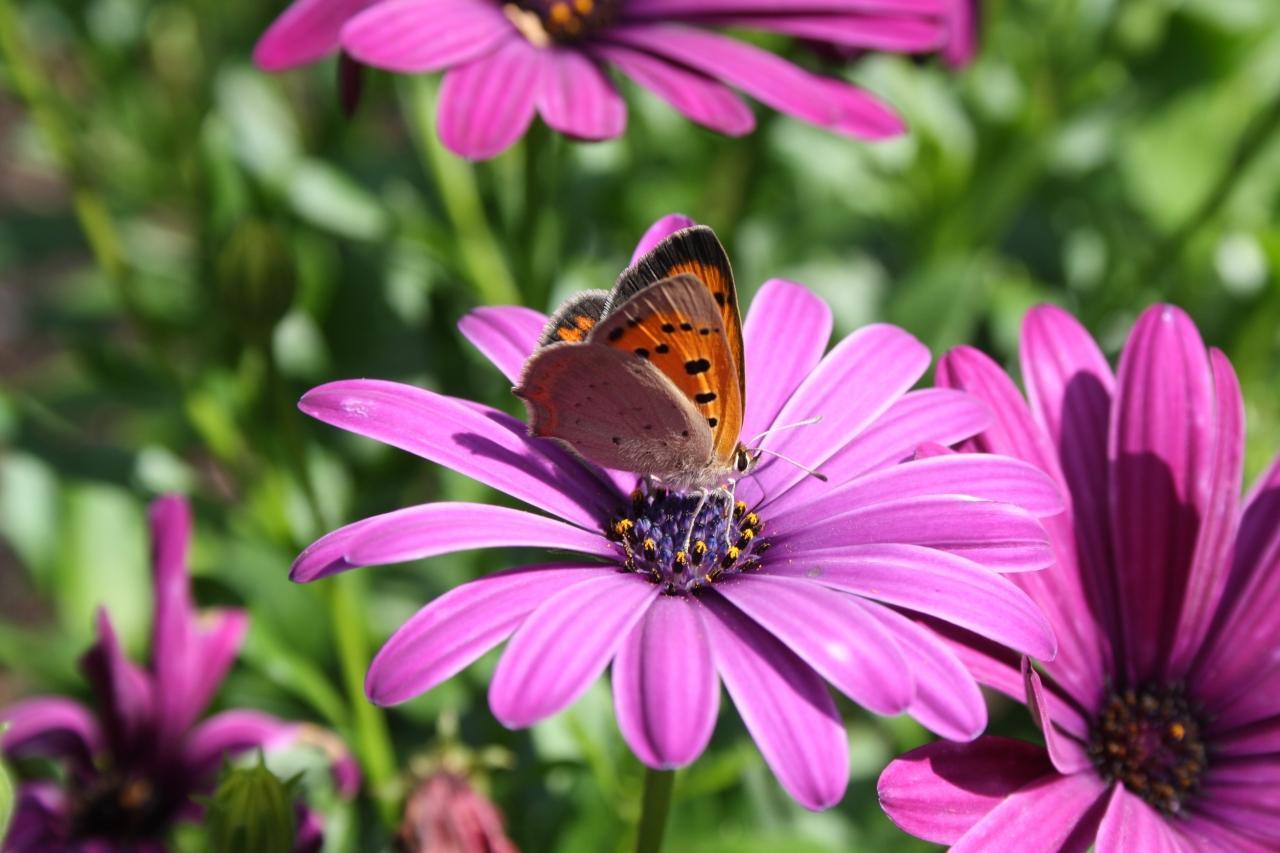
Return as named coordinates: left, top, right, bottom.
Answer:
left=537, top=48, right=626, bottom=141
left=183, top=709, right=299, bottom=781
left=772, top=452, right=1063, bottom=533
left=489, top=572, right=658, bottom=727
left=612, top=595, right=718, bottom=768
left=777, top=494, right=1054, bottom=574
left=952, top=771, right=1110, bottom=851
left=629, top=214, right=698, bottom=263
left=741, top=279, right=833, bottom=444
left=0, top=697, right=101, bottom=770
left=1095, top=785, right=1193, bottom=853
left=750, top=323, right=930, bottom=506
left=624, top=0, right=949, bottom=17
left=291, top=502, right=614, bottom=581
left=1109, top=304, right=1216, bottom=684
left=255, top=0, right=376, bottom=71
left=367, top=564, right=599, bottom=705
left=298, top=379, right=620, bottom=528
left=767, top=543, right=1057, bottom=660
left=695, top=13, right=946, bottom=52
left=592, top=43, right=755, bottom=135
left=877, top=736, right=1056, bottom=844
left=340, top=0, right=513, bottom=74
left=458, top=305, right=548, bottom=384
left=715, top=575, right=914, bottom=715
left=702, top=595, right=847, bottom=810
left=865, top=606, right=985, bottom=740
left=439, top=39, right=540, bottom=160
left=1023, top=658, right=1093, bottom=773
left=80, top=609, right=154, bottom=757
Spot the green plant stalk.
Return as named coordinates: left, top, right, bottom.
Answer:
left=634, top=767, right=675, bottom=853
left=401, top=77, right=520, bottom=306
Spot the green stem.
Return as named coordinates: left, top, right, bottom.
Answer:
left=329, top=574, right=399, bottom=826
left=634, top=767, right=675, bottom=853
left=400, top=77, right=520, bottom=306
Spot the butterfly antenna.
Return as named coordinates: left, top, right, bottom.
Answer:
left=747, top=416, right=822, bottom=447
left=751, top=447, right=828, bottom=482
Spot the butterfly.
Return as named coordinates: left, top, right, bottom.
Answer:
left=514, top=225, right=753, bottom=492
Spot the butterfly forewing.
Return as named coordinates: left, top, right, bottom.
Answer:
left=608, top=226, right=745, bottom=406
left=588, top=273, right=744, bottom=468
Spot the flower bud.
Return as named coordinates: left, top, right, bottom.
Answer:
left=205, top=754, right=298, bottom=853
left=398, top=771, right=516, bottom=853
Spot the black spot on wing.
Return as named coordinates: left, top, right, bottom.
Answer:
left=695, top=392, right=717, bottom=404
left=685, top=359, right=711, bottom=375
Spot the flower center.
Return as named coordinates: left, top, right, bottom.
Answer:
left=504, top=0, right=618, bottom=44
left=608, top=479, right=768, bottom=595
left=1087, top=684, right=1207, bottom=815
left=71, top=772, right=174, bottom=841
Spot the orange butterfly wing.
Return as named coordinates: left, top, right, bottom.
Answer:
left=588, top=273, right=743, bottom=468
left=608, top=226, right=745, bottom=407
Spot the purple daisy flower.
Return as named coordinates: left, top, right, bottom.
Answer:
left=289, top=214, right=1060, bottom=809
left=878, top=303, right=1280, bottom=850
left=1, top=496, right=358, bottom=852
left=253, top=0, right=965, bottom=158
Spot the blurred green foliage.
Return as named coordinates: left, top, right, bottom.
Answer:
left=1, top=0, right=1278, bottom=849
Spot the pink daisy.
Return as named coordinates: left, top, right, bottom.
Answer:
left=255, top=0, right=966, bottom=157
left=289, top=215, right=1062, bottom=809
left=878, top=304, right=1280, bottom=850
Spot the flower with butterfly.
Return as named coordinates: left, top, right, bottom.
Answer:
left=291, top=214, right=1062, bottom=809
left=255, top=0, right=972, bottom=157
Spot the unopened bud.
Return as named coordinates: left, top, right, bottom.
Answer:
left=205, top=753, right=298, bottom=853
left=398, top=771, right=517, bottom=853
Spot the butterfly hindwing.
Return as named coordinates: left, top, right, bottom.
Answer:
left=608, top=226, right=744, bottom=404
left=515, top=343, right=713, bottom=477
left=537, top=289, right=610, bottom=347
left=588, top=273, right=743, bottom=468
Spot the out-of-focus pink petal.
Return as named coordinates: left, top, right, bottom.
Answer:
left=1, top=697, right=101, bottom=770
left=777, top=494, right=1054, bottom=573
left=291, top=502, right=613, bottom=581
left=536, top=49, right=626, bottom=141
left=298, top=379, right=620, bottom=528
left=183, top=709, right=299, bottom=782
left=702, top=595, right=847, bottom=810
left=877, top=736, right=1056, bottom=844
left=951, top=772, right=1110, bottom=852
left=1023, top=658, right=1093, bottom=774
left=438, top=40, right=540, bottom=160
left=695, top=13, right=945, bottom=52
left=767, top=543, right=1057, bottom=660
left=623, top=0, right=950, bottom=18
left=941, top=0, right=978, bottom=67
left=254, top=0, right=376, bottom=71
left=740, top=279, right=833, bottom=443
left=716, top=575, right=913, bottom=714
left=603, top=25, right=901, bottom=138
left=592, top=44, right=755, bottom=135
left=489, top=573, right=658, bottom=727
left=367, top=564, right=599, bottom=705
left=81, top=608, right=154, bottom=757
left=1095, top=785, right=1192, bottom=853
left=612, top=595, right=718, bottom=768
left=6, top=781, right=70, bottom=850
left=340, top=0, right=513, bottom=73
left=866, top=606, right=985, bottom=740
left=458, top=306, right=548, bottom=384
left=1109, top=304, right=1216, bottom=685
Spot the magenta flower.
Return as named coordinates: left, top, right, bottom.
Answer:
left=878, top=304, right=1280, bottom=850
left=289, top=214, right=1059, bottom=809
left=1, top=496, right=357, bottom=852
left=253, top=0, right=969, bottom=158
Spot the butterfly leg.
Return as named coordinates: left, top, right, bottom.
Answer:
left=682, top=489, right=708, bottom=555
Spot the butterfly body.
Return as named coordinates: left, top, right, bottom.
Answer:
left=515, top=227, right=751, bottom=492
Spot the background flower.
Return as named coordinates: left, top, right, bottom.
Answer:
left=878, top=303, right=1280, bottom=850
left=254, top=0, right=972, bottom=156
left=0, top=496, right=357, bottom=851
left=290, top=216, right=1061, bottom=810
